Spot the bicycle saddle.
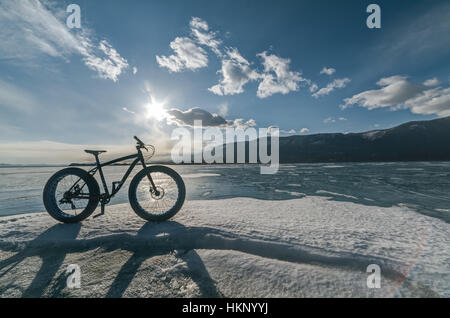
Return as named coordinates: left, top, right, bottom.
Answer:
left=84, top=150, right=107, bottom=156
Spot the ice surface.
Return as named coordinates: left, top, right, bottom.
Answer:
left=0, top=196, right=448, bottom=297
left=2, top=163, right=450, bottom=224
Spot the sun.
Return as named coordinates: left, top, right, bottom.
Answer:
left=145, top=97, right=168, bottom=121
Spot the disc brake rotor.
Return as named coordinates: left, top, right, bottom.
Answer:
left=151, top=186, right=165, bottom=200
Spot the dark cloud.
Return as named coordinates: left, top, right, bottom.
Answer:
left=167, top=107, right=256, bottom=128
left=167, top=107, right=227, bottom=127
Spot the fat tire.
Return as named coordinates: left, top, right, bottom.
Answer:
left=128, top=166, right=186, bottom=222
left=43, top=167, right=100, bottom=223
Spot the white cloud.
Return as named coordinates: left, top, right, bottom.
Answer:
left=313, top=78, right=351, bottom=98
left=323, top=117, right=336, bottom=124
left=300, top=128, right=310, bottom=134
left=309, top=83, right=318, bottom=93
left=208, top=48, right=260, bottom=96
left=379, top=4, right=450, bottom=61
left=133, top=67, right=138, bottom=75
left=320, top=67, right=336, bottom=76
left=342, top=75, right=450, bottom=117
left=231, top=118, right=256, bottom=129
left=218, top=102, right=229, bottom=117
left=82, top=40, right=129, bottom=82
left=190, top=17, right=222, bottom=56
left=156, top=37, right=208, bottom=72
left=403, top=87, right=450, bottom=117
left=0, top=79, right=37, bottom=113
left=342, top=76, right=419, bottom=109
left=190, top=17, right=209, bottom=31
left=257, top=51, right=307, bottom=98
left=158, top=17, right=313, bottom=98
left=210, top=49, right=309, bottom=98
left=0, top=0, right=128, bottom=82
left=122, top=107, right=135, bottom=114
left=323, top=117, right=346, bottom=124
left=424, top=78, right=439, bottom=87
left=156, top=17, right=222, bottom=72
left=159, top=16, right=356, bottom=101
left=0, top=0, right=80, bottom=59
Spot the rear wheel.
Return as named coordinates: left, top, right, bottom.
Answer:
left=43, top=168, right=100, bottom=223
left=128, top=166, right=185, bottom=222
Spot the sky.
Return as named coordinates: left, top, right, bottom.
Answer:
left=0, top=0, right=449, bottom=164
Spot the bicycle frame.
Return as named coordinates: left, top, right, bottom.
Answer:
left=86, top=147, right=157, bottom=201
left=47, top=137, right=185, bottom=223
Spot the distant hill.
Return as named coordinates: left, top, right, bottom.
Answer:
left=220, top=116, right=450, bottom=163
left=278, top=116, right=450, bottom=163
left=0, top=163, right=66, bottom=167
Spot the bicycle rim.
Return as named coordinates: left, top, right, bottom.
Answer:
left=135, top=171, right=181, bottom=216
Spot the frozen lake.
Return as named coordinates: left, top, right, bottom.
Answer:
left=1, top=162, right=450, bottom=223
left=1, top=162, right=450, bottom=297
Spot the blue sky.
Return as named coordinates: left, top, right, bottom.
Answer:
left=0, top=0, right=449, bottom=163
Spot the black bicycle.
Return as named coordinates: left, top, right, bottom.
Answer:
left=43, top=136, right=185, bottom=223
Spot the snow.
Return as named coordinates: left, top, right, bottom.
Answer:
left=315, top=190, right=358, bottom=200
left=0, top=196, right=448, bottom=297
left=181, top=173, right=221, bottom=178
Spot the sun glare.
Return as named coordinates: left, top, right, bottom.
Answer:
left=145, top=98, right=168, bottom=121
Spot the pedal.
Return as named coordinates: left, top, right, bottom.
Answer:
left=92, top=202, right=105, bottom=219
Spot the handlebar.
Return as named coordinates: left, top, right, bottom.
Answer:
left=134, top=136, right=144, bottom=145
left=134, top=136, right=148, bottom=151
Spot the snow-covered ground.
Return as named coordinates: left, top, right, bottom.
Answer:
left=0, top=196, right=448, bottom=297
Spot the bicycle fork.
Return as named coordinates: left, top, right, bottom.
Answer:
left=141, top=157, right=160, bottom=196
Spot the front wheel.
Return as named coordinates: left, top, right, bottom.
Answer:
left=128, top=166, right=186, bottom=222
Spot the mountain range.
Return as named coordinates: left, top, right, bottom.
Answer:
left=223, top=116, right=450, bottom=163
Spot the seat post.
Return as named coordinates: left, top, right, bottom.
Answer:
left=95, top=154, right=109, bottom=196
left=94, top=154, right=100, bottom=166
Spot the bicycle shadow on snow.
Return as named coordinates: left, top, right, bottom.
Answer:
left=0, top=216, right=421, bottom=297
left=0, top=224, right=81, bottom=297
left=104, top=222, right=223, bottom=297
left=0, top=222, right=222, bottom=298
